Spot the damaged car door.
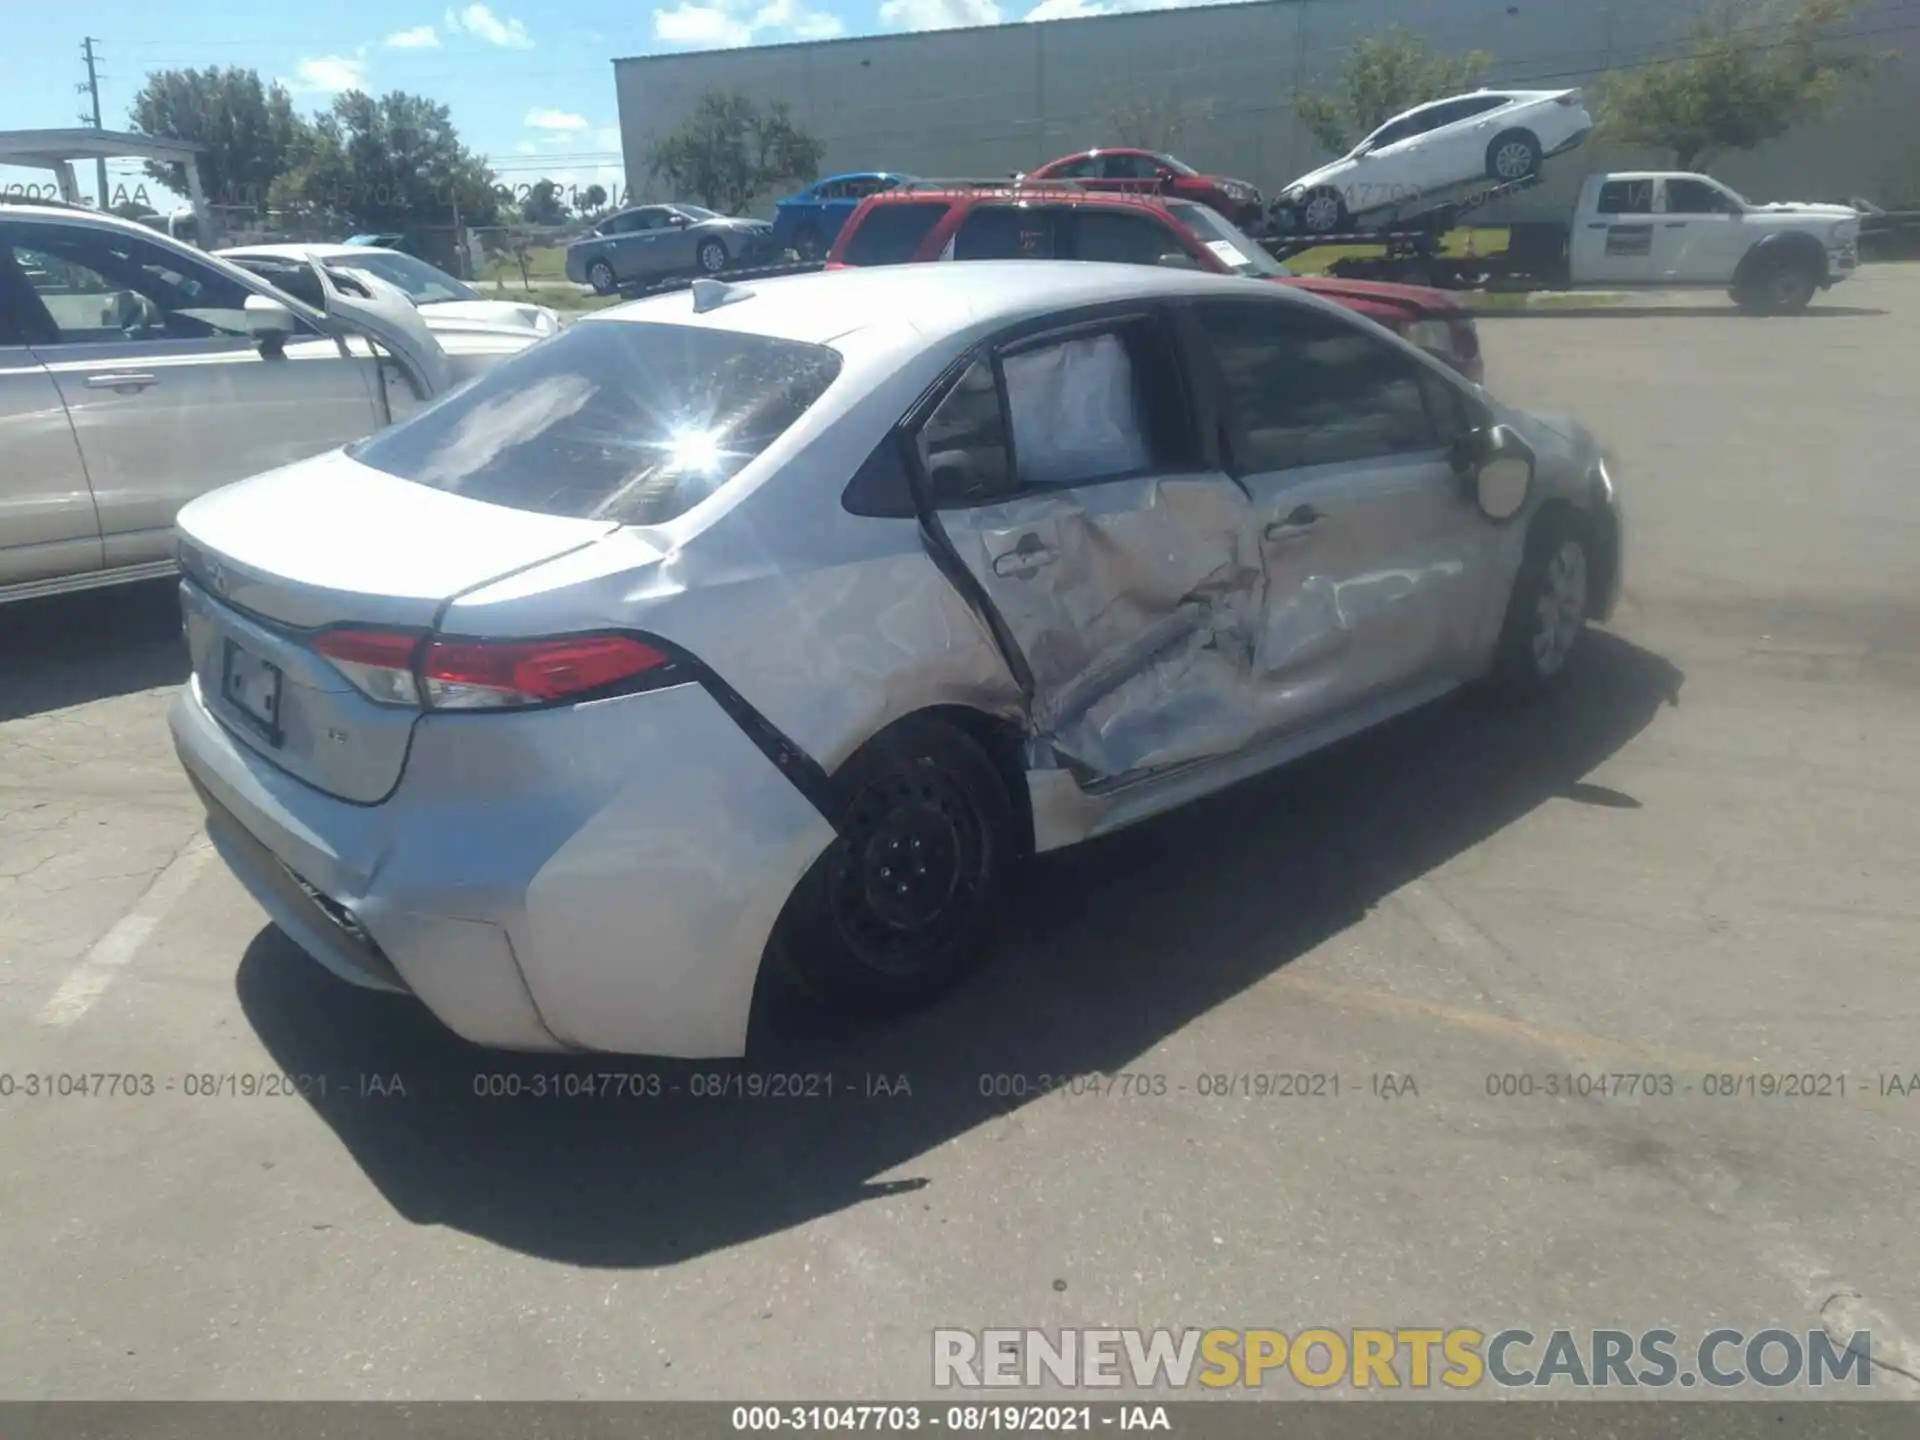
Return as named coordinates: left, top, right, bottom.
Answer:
left=926, top=309, right=1265, bottom=778
left=1187, top=295, right=1493, bottom=730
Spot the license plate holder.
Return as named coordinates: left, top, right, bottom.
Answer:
left=221, top=638, right=284, bottom=745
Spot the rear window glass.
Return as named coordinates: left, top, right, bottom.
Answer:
left=841, top=202, right=948, bottom=266
left=347, top=320, right=842, bottom=525
left=953, top=207, right=1060, bottom=260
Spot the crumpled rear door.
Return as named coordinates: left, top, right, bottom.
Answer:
left=930, top=323, right=1265, bottom=779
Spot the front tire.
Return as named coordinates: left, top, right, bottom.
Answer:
left=585, top=258, right=617, bottom=295
left=1487, top=129, right=1543, bottom=183
left=792, top=224, right=826, bottom=261
left=1491, top=509, right=1592, bottom=697
left=774, top=718, right=1015, bottom=1017
left=697, top=238, right=730, bottom=275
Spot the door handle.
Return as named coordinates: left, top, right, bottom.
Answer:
left=1664, top=221, right=1688, bottom=228
left=84, top=373, right=159, bottom=392
left=1264, top=504, right=1322, bottom=540
left=1587, top=222, right=1610, bottom=229
left=992, top=543, right=1058, bottom=577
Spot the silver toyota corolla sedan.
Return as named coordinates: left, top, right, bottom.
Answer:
left=169, top=261, right=1624, bottom=1058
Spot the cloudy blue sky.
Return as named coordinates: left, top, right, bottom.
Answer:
left=7, top=0, right=1141, bottom=210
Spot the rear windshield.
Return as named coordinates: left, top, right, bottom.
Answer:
left=841, top=201, right=948, bottom=266
left=347, top=320, right=842, bottom=525
left=1167, top=203, right=1290, bottom=277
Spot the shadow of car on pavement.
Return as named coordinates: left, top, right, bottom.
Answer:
left=0, top=581, right=187, bottom=724
left=237, top=629, right=1684, bottom=1268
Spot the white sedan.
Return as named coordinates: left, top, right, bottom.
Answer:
left=218, top=243, right=562, bottom=339
left=1277, top=88, right=1594, bottom=234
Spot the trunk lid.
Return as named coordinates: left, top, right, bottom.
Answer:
left=176, top=449, right=618, bottom=802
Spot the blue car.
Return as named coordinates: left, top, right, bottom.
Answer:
left=772, top=173, right=916, bottom=259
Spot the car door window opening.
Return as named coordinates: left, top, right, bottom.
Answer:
left=917, top=315, right=1195, bottom=505
left=1196, top=299, right=1443, bottom=474
left=4, top=221, right=262, bottom=345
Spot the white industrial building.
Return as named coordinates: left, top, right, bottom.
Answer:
left=614, top=0, right=1919, bottom=222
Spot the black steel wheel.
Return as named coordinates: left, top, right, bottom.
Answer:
left=774, top=718, right=1014, bottom=1017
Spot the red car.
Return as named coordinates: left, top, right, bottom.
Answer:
left=826, top=185, right=1485, bottom=383
left=1024, top=148, right=1264, bottom=229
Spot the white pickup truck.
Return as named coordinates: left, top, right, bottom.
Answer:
left=1271, top=169, right=1863, bottom=313
left=1567, top=171, right=1862, bottom=313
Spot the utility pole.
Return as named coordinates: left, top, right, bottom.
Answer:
left=79, top=37, right=111, bottom=208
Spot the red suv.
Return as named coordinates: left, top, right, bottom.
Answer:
left=826, top=186, right=1484, bottom=383
left=1025, top=148, right=1264, bottom=229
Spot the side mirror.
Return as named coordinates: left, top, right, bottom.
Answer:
left=1156, top=251, right=1202, bottom=270
left=244, top=293, right=297, bottom=357
left=668, top=213, right=690, bottom=227
left=1459, top=424, right=1536, bottom=522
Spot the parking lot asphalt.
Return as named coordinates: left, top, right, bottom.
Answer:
left=3, top=269, right=1918, bottom=1402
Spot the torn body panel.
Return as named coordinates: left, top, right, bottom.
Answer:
left=939, top=473, right=1268, bottom=778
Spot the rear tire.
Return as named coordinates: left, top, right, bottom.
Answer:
left=1297, top=186, right=1350, bottom=235
left=1487, top=130, right=1543, bottom=183
left=774, top=718, right=1015, bottom=1018
left=1490, top=508, right=1592, bottom=698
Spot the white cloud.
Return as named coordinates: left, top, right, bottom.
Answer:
left=288, top=55, right=368, bottom=93
left=525, top=107, right=590, bottom=131
left=653, top=0, right=845, bottom=46
left=515, top=141, right=538, bottom=153
left=792, top=8, right=845, bottom=35
left=444, top=4, right=533, bottom=48
left=596, top=127, right=624, bottom=151
left=384, top=25, right=440, bottom=47
left=879, top=0, right=1000, bottom=29
left=653, top=4, right=756, bottom=46
left=1025, top=0, right=1104, bottom=16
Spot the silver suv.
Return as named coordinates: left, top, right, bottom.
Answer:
left=0, top=203, right=532, bottom=606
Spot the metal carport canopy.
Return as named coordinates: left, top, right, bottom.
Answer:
left=0, top=128, right=210, bottom=240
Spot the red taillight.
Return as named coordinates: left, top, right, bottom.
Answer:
left=309, top=629, right=670, bottom=710
left=422, top=635, right=670, bottom=709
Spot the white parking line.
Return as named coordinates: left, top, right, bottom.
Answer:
left=35, top=836, right=216, bottom=1028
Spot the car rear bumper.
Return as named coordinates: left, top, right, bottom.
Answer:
left=170, top=674, right=836, bottom=1057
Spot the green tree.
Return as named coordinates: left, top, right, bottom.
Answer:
left=271, top=90, right=500, bottom=232
left=127, top=66, right=306, bottom=211
left=580, top=182, right=609, bottom=214
left=1596, top=0, right=1888, bottom=171
left=648, top=91, right=823, bottom=214
left=1295, top=26, right=1494, bottom=156
left=1098, top=88, right=1215, bottom=154
left=520, top=177, right=570, bottom=225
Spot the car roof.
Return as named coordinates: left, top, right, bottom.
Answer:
left=586, top=260, right=1299, bottom=350
left=218, top=243, right=387, bottom=261
left=813, top=171, right=911, bottom=185
left=861, top=186, right=1184, bottom=213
